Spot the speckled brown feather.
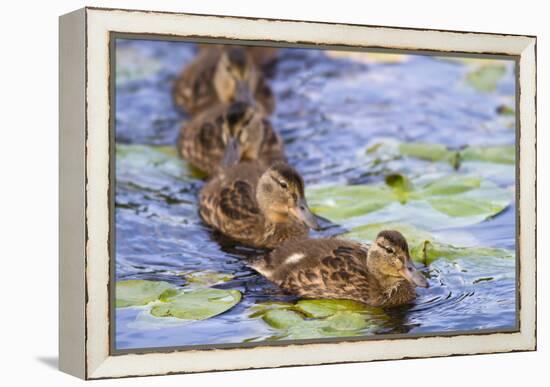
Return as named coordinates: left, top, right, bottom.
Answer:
left=178, top=105, right=285, bottom=176
left=199, top=162, right=309, bottom=248
left=252, top=238, right=417, bottom=307
left=198, top=44, right=279, bottom=69
left=172, top=47, right=275, bottom=115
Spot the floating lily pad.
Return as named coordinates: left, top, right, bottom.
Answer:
left=116, top=144, right=205, bottom=182
left=466, top=64, right=507, bottom=92
left=398, top=142, right=515, bottom=166
left=262, top=309, right=305, bottom=329
left=461, top=145, right=515, bottom=165
left=248, top=301, right=296, bottom=318
left=251, top=298, right=390, bottom=340
left=295, top=299, right=378, bottom=318
left=116, top=280, right=175, bottom=308
left=307, top=184, right=394, bottom=221
left=150, top=288, right=241, bottom=320
left=308, top=174, right=511, bottom=225
left=399, top=142, right=455, bottom=163
left=262, top=309, right=371, bottom=340
left=412, top=241, right=514, bottom=265
left=183, top=271, right=234, bottom=287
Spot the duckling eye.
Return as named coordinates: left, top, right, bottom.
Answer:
left=279, top=181, right=288, bottom=189
left=382, top=245, right=394, bottom=254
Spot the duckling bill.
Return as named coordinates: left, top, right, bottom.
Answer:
left=251, top=230, right=429, bottom=307
left=173, top=46, right=275, bottom=115
left=199, top=162, right=320, bottom=249
left=178, top=101, right=285, bottom=176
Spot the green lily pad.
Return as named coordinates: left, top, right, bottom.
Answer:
left=412, top=240, right=514, bottom=264
left=399, top=142, right=455, bottom=163
left=308, top=174, right=511, bottom=225
left=150, top=288, right=241, bottom=320
left=251, top=298, right=391, bottom=340
left=323, top=312, right=370, bottom=332
left=374, top=142, right=515, bottom=167
left=461, top=145, right=515, bottom=165
left=262, top=309, right=371, bottom=340
left=116, top=280, right=175, bottom=308
left=262, top=309, right=305, bottom=329
left=183, top=271, right=234, bottom=287
left=466, top=64, right=507, bottom=92
left=116, top=144, right=206, bottom=182
left=295, top=299, right=375, bottom=318
left=307, top=184, right=394, bottom=221
left=248, top=301, right=296, bottom=318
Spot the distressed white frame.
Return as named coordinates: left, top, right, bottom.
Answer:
left=59, top=7, right=537, bottom=380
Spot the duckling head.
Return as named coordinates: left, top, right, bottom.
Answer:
left=256, top=163, right=320, bottom=230
left=220, top=101, right=266, bottom=167
left=214, top=47, right=256, bottom=104
left=367, top=230, right=429, bottom=288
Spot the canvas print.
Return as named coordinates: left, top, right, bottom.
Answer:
left=113, top=38, right=517, bottom=352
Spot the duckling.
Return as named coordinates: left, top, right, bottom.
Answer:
left=173, top=46, right=275, bottom=115
left=178, top=101, right=285, bottom=176
left=251, top=230, right=429, bottom=307
left=199, top=162, right=320, bottom=249
left=197, top=44, right=279, bottom=69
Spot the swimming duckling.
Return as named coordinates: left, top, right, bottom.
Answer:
left=178, top=101, right=285, bottom=176
left=199, top=162, right=320, bottom=249
left=198, top=44, right=279, bottom=69
left=251, top=230, right=429, bottom=307
left=173, top=46, right=275, bottom=115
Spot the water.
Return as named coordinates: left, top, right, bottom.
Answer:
left=114, top=39, right=517, bottom=350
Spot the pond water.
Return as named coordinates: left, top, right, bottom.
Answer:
left=114, top=39, right=517, bottom=350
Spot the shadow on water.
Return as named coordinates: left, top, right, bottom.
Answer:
left=114, top=39, right=517, bottom=349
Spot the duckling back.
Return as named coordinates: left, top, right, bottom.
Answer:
left=199, top=162, right=308, bottom=248
left=252, top=238, right=417, bottom=307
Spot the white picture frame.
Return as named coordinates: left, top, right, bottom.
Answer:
left=59, top=7, right=537, bottom=380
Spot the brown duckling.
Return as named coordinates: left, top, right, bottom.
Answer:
left=173, top=46, right=275, bottom=115
left=251, top=230, right=429, bottom=307
left=198, top=44, right=279, bottom=69
left=178, top=101, right=285, bottom=176
left=199, top=162, right=320, bottom=249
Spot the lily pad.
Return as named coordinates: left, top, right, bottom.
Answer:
left=308, top=174, right=511, bottom=225
left=262, top=309, right=371, bottom=340
left=412, top=241, right=514, bottom=265
left=461, top=145, right=515, bottom=165
left=399, top=142, right=455, bottom=163
left=116, top=144, right=205, bottom=182
left=295, top=299, right=375, bottom=318
left=116, top=280, right=175, bottom=308
left=183, top=271, right=234, bottom=287
left=248, top=301, right=296, bottom=318
left=372, top=142, right=516, bottom=168
left=466, top=64, right=507, bottom=92
left=150, top=288, right=241, bottom=320
left=307, top=184, right=394, bottom=222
